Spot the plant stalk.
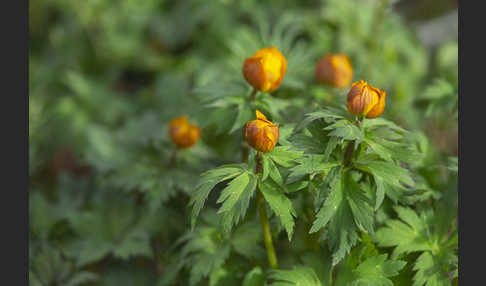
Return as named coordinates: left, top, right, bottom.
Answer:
left=255, top=152, right=278, bottom=269
left=249, top=88, right=258, bottom=101
left=168, top=148, right=178, bottom=168
left=342, top=117, right=362, bottom=167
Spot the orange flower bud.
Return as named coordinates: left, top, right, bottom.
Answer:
left=346, top=80, right=387, bottom=118
left=245, top=110, right=279, bottom=153
left=315, top=53, right=353, bottom=88
left=242, top=47, right=287, bottom=93
left=169, top=116, right=201, bottom=148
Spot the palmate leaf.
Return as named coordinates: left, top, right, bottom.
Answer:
left=259, top=179, right=297, bottom=240
left=364, top=133, right=422, bottom=164
left=66, top=192, right=153, bottom=267
left=346, top=178, right=375, bottom=234
left=178, top=223, right=232, bottom=286
left=296, top=108, right=346, bottom=131
left=266, top=146, right=304, bottom=168
left=287, top=154, right=339, bottom=184
left=190, top=164, right=247, bottom=229
left=375, top=195, right=457, bottom=286
left=262, top=154, right=284, bottom=185
left=162, top=212, right=263, bottom=286
left=242, top=267, right=265, bottom=286
left=361, top=117, right=407, bottom=134
left=350, top=254, right=406, bottom=286
left=310, top=170, right=375, bottom=265
left=355, top=159, right=415, bottom=189
left=324, top=119, right=364, bottom=142
left=218, top=172, right=258, bottom=233
left=231, top=222, right=265, bottom=260
left=309, top=167, right=343, bottom=234
left=374, top=206, right=434, bottom=258
left=300, top=250, right=333, bottom=285
left=277, top=124, right=296, bottom=146
left=30, top=243, right=98, bottom=286
left=412, top=252, right=453, bottom=286
left=269, top=266, right=322, bottom=286
left=229, top=102, right=253, bottom=134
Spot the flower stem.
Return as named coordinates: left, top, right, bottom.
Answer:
left=255, top=152, right=278, bottom=269
left=168, top=148, right=178, bottom=168
left=342, top=117, right=362, bottom=167
left=249, top=88, right=258, bottom=101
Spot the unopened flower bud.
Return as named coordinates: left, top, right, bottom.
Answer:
left=315, top=53, right=353, bottom=88
left=169, top=116, right=200, bottom=148
left=346, top=80, right=387, bottom=118
left=245, top=110, right=279, bottom=152
left=242, top=47, right=287, bottom=93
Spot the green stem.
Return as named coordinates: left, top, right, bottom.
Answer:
left=168, top=148, right=178, bottom=168
left=249, top=88, right=258, bottom=101
left=256, top=152, right=278, bottom=269
left=342, top=117, right=362, bottom=167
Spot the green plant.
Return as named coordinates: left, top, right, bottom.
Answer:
left=29, top=0, right=457, bottom=285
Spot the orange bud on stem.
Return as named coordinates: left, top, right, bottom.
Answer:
left=346, top=80, right=387, bottom=119
left=169, top=116, right=201, bottom=148
left=315, top=53, right=353, bottom=88
left=242, top=47, right=287, bottom=93
left=245, top=110, right=279, bottom=153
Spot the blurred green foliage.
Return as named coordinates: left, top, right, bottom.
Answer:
left=29, top=0, right=457, bottom=285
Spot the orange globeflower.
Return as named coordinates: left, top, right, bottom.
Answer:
left=169, top=116, right=201, bottom=148
left=346, top=80, right=387, bottom=118
left=242, top=47, right=287, bottom=93
left=245, top=110, right=279, bottom=153
left=315, top=53, right=353, bottom=88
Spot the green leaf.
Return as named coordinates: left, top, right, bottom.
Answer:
left=310, top=168, right=373, bottom=265
left=364, top=135, right=422, bottom=164
left=259, top=180, right=297, bottom=240
left=112, top=228, right=152, bottom=260
left=65, top=272, right=99, bottom=286
left=327, top=192, right=360, bottom=265
left=217, top=172, right=251, bottom=213
left=219, top=172, right=258, bottom=233
left=413, top=252, right=452, bottom=286
left=278, top=124, right=296, bottom=146
left=351, top=254, right=406, bottom=286
left=310, top=169, right=343, bottom=233
left=323, top=136, right=339, bottom=162
left=361, top=118, right=407, bottom=134
left=174, top=223, right=232, bottom=286
left=231, top=222, right=264, bottom=260
left=288, top=155, right=339, bottom=184
left=242, top=267, right=266, bottom=286
left=269, top=266, right=322, bottom=286
left=262, top=154, right=271, bottom=181
left=267, top=146, right=304, bottom=167
left=190, top=164, right=246, bottom=228
left=266, top=156, right=284, bottom=186
left=297, top=108, right=345, bottom=131
left=300, top=250, right=332, bottom=285
left=374, top=176, right=385, bottom=210
left=324, top=119, right=364, bottom=141
left=346, top=177, right=375, bottom=234
left=355, top=160, right=415, bottom=189
left=374, top=206, right=434, bottom=258
left=229, top=103, right=252, bottom=134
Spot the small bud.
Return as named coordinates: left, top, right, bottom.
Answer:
left=346, top=80, right=387, bottom=118
left=245, top=110, right=279, bottom=153
left=169, top=116, right=201, bottom=148
left=315, top=53, right=353, bottom=88
left=242, top=47, right=287, bottom=93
